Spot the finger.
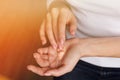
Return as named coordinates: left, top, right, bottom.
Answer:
left=27, top=65, right=48, bottom=76
left=48, top=46, right=60, bottom=68
left=46, top=13, right=57, bottom=49
left=37, top=48, right=49, bottom=60
left=39, top=20, right=47, bottom=45
left=48, top=46, right=57, bottom=56
left=51, top=8, right=59, bottom=45
left=41, top=48, right=49, bottom=60
left=44, top=64, right=71, bottom=77
left=58, top=50, right=65, bottom=60
left=48, top=46, right=57, bottom=63
left=41, top=55, right=49, bottom=60
left=33, top=53, right=49, bottom=67
left=69, top=17, right=77, bottom=36
left=58, top=8, right=68, bottom=50
left=37, top=47, right=48, bottom=55
left=37, top=48, right=43, bottom=55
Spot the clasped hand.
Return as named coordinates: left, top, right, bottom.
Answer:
left=27, top=38, right=83, bottom=77
left=27, top=7, right=80, bottom=77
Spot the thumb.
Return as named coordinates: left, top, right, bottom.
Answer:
left=48, top=46, right=57, bottom=63
left=69, top=17, right=77, bottom=36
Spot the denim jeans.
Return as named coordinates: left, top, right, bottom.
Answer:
left=54, top=60, right=120, bottom=80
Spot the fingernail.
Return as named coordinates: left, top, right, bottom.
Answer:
left=71, top=31, right=75, bottom=36
left=27, top=65, right=33, bottom=71
left=59, top=39, right=64, bottom=50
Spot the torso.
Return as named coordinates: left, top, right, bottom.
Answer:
left=66, top=0, right=120, bottom=67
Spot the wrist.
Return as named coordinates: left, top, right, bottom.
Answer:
left=77, top=38, right=95, bottom=58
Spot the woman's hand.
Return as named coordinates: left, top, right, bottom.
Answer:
left=40, top=7, right=77, bottom=50
left=27, top=38, right=84, bottom=77
left=44, top=38, right=83, bottom=77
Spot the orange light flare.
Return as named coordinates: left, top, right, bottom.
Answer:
left=0, top=0, right=46, bottom=79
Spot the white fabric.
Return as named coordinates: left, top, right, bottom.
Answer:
left=47, top=0, right=120, bottom=67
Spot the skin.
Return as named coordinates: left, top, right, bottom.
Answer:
left=27, top=38, right=81, bottom=76
left=39, top=0, right=77, bottom=50
left=28, top=37, right=120, bottom=77
left=28, top=0, right=120, bottom=77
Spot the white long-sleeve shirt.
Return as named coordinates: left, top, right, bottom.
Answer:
left=47, top=0, right=120, bottom=67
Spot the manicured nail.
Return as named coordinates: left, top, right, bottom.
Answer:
left=27, top=66, right=31, bottom=70
left=27, top=65, right=33, bottom=71
left=53, top=44, right=57, bottom=50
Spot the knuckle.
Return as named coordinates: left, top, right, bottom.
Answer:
left=60, top=9, right=65, bottom=16
left=51, top=8, right=59, bottom=14
left=61, top=8, right=68, bottom=13
left=60, top=8, right=69, bottom=17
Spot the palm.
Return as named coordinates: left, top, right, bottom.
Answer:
left=27, top=38, right=81, bottom=76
